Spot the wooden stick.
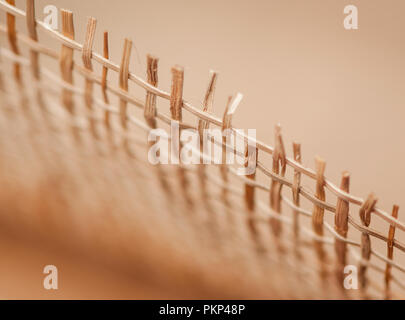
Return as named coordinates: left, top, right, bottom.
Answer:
left=220, top=96, right=233, bottom=207
left=6, top=0, right=21, bottom=83
left=170, top=66, right=184, bottom=162
left=358, top=193, right=377, bottom=296
left=359, top=193, right=377, bottom=228
left=25, top=0, right=48, bottom=115
left=221, top=93, right=242, bottom=184
left=170, top=66, right=184, bottom=122
left=312, top=156, right=327, bottom=278
left=269, top=124, right=286, bottom=237
left=60, top=10, right=75, bottom=114
left=82, top=17, right=97, bottom=138
left=119, top=38, right=132, bottom=130
left=170, top=65, right=193, bottom=208
left=244, top=146, right=258, bottom=212
left=143, top=55, right=173, bottom=196
left=82, top=17, right=97, bottom=109
left=102, top=31, right=111, bottom=128
left=26, top=0, right=39, bottom=80
left=198, top=71, right=218, bottom=140
left=334, top=172, right=350, bottom=290
left=197, top=71, right=218, bottom=207
left=385, top=205, right=399, bottom=299
left=144, top=54, right=159, bottom=129
left=245, top=145, right=260, bottom=241
left=292, top=142, right=302, bottom=258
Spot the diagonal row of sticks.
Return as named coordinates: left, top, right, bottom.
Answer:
left=0, top=0, right=403, bottom=299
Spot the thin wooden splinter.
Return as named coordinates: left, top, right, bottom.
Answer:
left=385, top=205, right=399, bottom=299
left=358, top=193, right=377, bottom=296
left=143, top=55, right=172, bottom=196
left=82, top=17, right=97, bottom=109
left=292, top=142, right=302, bottom=259
left=222, top=93, right=243, bottom=130
left=170, top=66, right=184, bottom=122
left=334, top=172, right=350, bottom=290
left=221, top=93, right=243, bottom=185
left=312, top=156, right=328, bottom=279
left=244, top=146, right=258, bottom=212
left=269, top=124, right=286, bottom=238
left=197, top=71, right=218, bottom=206
left=245, top=144, right=259, bottom=240
left=102, top=31, right=111, bottom=128
left=219, top=96, right=234, bottom=206
left=6, top=0, right=21, bottom=83
left=26, top=0, right=40, bottom=80
left=60, top=10, right=75, bottom=114
left=82, top=17, right=97, bottom=138
left=198, top=71, right=218, bottom=141
left=119, top=38, right=132, bottom=130
left=170, top=65, right=184, bottom=162
left=26, top=0, right=47, bottom=113
left=144, top=55, right=159, bottom=129
left=170, top=65, right=193, bottom=208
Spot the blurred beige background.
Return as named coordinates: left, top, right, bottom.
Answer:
left=1, top=0, right=405, bottom=298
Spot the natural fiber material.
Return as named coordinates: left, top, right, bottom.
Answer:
left=0, top=0, right=404, bottom=299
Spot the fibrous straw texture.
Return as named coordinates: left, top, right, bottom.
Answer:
left=0, top=0, right=404, bottom=299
